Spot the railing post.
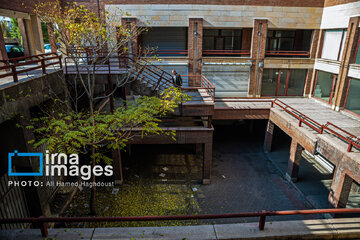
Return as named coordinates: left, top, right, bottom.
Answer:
left=347, top=142, right=353, bottom=152
left=58, top=56, right=62, bottom=68
left=39, top=216, right=48, bottom=237
left=11, top=65, right=18, bottom=83
left=41, top=59, right=46, bottom=74
left=298, top=120, right=302, bottom=127
left=258, top=210, right=266, bottom=230
left=271, top=101, right=274, bottom=108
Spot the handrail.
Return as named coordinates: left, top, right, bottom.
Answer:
left=203, top=50, right=251, bottom=56
left=322, top=122, right=360, bottom=152
left=271, top=99, right=323, bottom=133
left=0, top=52, right=62, bottom=83
left=265, top=50, right=310, bottom=57
left=181, top=75, right=215, bottom=102
left=144, top=50, right=188, bottom=56
left=271, top=99, right=360, bottom=152
left=2, top=207, right=360, bottom=237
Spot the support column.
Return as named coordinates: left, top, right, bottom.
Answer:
left=203, top=142, right=212, bottom=185
left=121, top=17, right=139, bottom=58
left=285, top=139, right=303, bottom=182
left=112, top=149, right=123, bottom=185
left=333, top=16, right=360, bottom=111
left=29, top=15, right=45, bottom=55
left=329, top=169, right=353, bottom=208
left=188, top=18, right=203, bottom=87
left=303, top=69, right=315, bottom=97
left=264, top=120, right=274, bottom=153
left=18, top=18, right=31, bottom=56
left=19, top=15, right=45, bottom=56
left=249, top=19, right=268, bottom=97
left=0, top=25, right=8, bottom=71
left=47, top=23, right=57, bottom=53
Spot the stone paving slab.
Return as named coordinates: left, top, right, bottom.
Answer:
left=1, top=218, right=360, bottom=240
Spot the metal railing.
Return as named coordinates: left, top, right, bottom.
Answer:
left=181, top=75, right=215, bottom=102
left=143, top=50, right=188, bottom=56
left=203, top=50, right=251, bottom=57
left=322, top=122, right=360, bottom=152
left=265, top=51, right=310, bottom=58
left=271, top=99, right=360, bottom=152
left=0, top=52, right=62, bottom=83
left=1, top=208, right=360, bottom=237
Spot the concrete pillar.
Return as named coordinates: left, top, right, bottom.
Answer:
left=285, top=139, right=303, bottom=182
left=188, top=18, right=203, bottom=87
left=203, top=142, right=212, bottom=185
left=329, top=169, right=353, bottom=208
left=47, top=23, right=57, bottom=54
left=121, top=17, right=139, bottom=58
left=333, top=16, right=360, bottom=111
left=17, top=18, right=31, bottom=56
left=249, top=19, right=268, bottom=97
left=30, top=15, right=45, bottom=55
left=18, top=15, right=45, bottom=56
left=112, top=149, right=123, bottom=185
left=264, top=120, right=274, bottom=153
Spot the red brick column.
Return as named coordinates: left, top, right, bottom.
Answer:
left=285, top=139, right=303, bottom=182
left=47, top=23, right=58, bottom=54
left=264, top=120, right=274, bottom=153
left=188, top=18, right=203, bottom=87
left=329, top=169, right=353, bottom=208
left=333, top=16, right=360, bottom=110
left=310, top=29, right=320, bottom=59
left=121, top=17, right=139, bottom=58
left=249, top=19, right=268, bottom=97
left=303, top=69, right=315, bottom=97
left=203, top=141, right=212, bottom=185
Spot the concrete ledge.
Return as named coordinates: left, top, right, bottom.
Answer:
left=1, top=218, right=360, bottom=240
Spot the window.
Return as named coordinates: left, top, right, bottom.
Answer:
left=313, top=71, right=337, bottom=104
left=344, top=78, right=360, bottom=115
left=266, top=30, right=312, bottom=57
left=354, top=34, right=360, bottom=64
left=321, top=29, right=347, bottom=61
left=203, top=29, right=242, bottom=51
left=261, top=69, right=307, bottom=96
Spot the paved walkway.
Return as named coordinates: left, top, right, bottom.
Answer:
left=1, top=217, right=360, bottom=240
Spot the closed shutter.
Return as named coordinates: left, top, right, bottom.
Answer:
left=142, top=27, right=187, bottom=50
left=202, top=65, right=250, bottom=98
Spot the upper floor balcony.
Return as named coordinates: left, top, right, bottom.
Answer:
left=265, top=30, right=312, bottom=58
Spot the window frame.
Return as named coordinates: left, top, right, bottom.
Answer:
left=312, top=70, right=338, bottom=104
left=261, top=69, right=306, bottom=97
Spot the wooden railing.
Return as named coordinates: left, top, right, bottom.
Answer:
left=0, top=52, right=62, bottom=83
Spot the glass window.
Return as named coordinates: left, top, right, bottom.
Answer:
left=321, top=29, right=346, bottom=61
left=287, top=69, right=306, bottom=96
left=314, top=71, right=336, bottom=102
left=261, top=69, right=306, bottom=96
left=345, top=78, right=360, bottom=115
left=203, top=29, right=242, bottom=51
left=261, top=69, right=278, bottom=96
left=355, top=36, right=360, bottom=64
